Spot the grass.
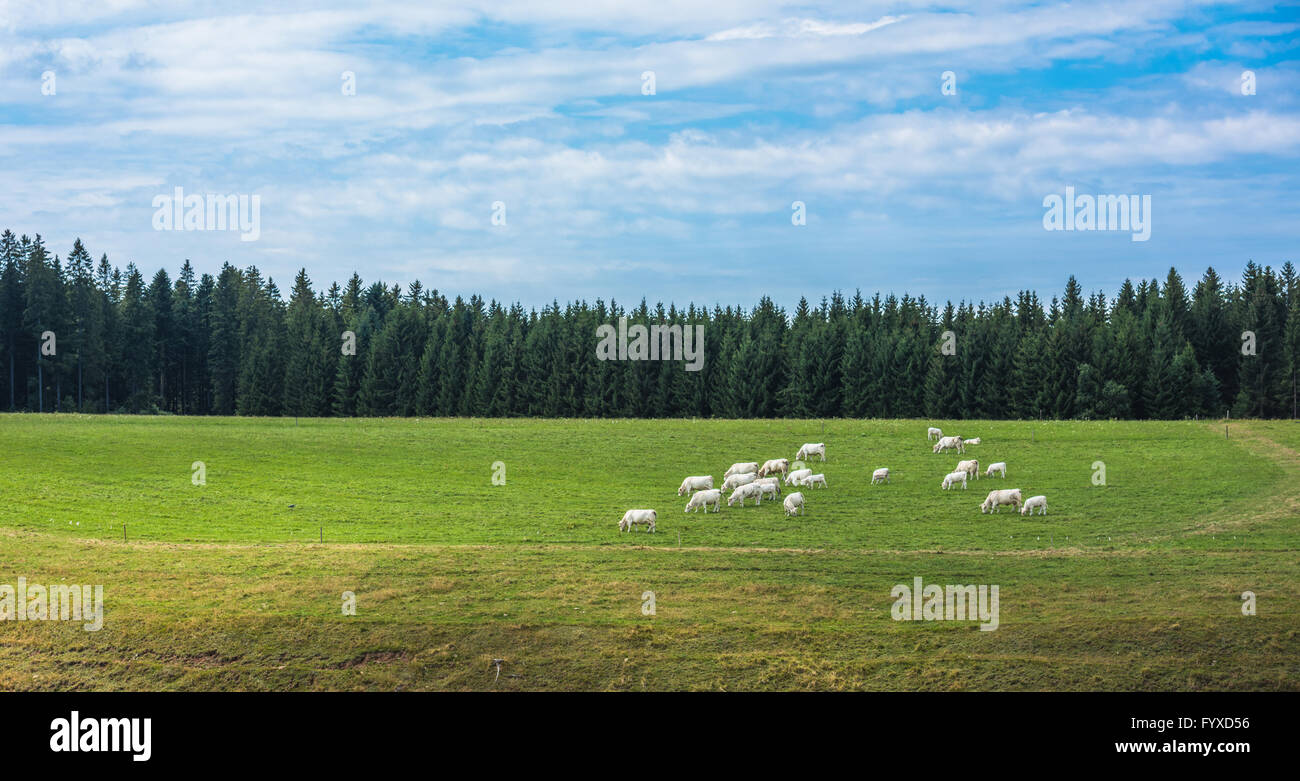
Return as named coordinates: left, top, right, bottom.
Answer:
left=0, top=415, right=1296, bottom=691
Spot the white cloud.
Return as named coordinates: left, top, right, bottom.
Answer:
left=706, top=15, right=906, bottom=41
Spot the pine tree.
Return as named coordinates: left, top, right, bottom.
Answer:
left=118, top=264, right=154, bottom=409
left=284, top=269, right=332, bottom=416
left=208, top=264, right=243, bottom=414
left=0, top=231, right=27, bottom=409
left=1233, top=264, right=1287, bottom=417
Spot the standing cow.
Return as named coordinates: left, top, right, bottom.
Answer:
left=795, top=443, right=826, bottom=462
left=677, top=475, right=714, bottom=496
left=980, top=489, right=1022, bottom=514
left=724, top=462, right=760, bottom=479
left=685, top=489, right=722, bottom=513
left=619, top=509, right=658, bottom=532
left=933, top=436, right=965, bottom=454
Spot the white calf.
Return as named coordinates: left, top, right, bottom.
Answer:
left=724, top=462, right=759, bottom=479
left=985, top=462, right=1007, bottom=478
left=754, top=476, right=782, bottom=497
left=956, top=459, right=979, bottom=480
left=805, top=473, right=827, bottom=489
left=927, top=426, right=942, bottom=441
left=942, top=471, right=968, bottom=490
left=785, top=468, right=813, bottom=486
left=980, top=489, right=1022, bottom=514
left=758, top=458, right=790, bottom=478
left=933, top=436, right=965, bottom=454
left=685, top=489, right=722, bottom=513
left=1021, top=495, right=1047, bottom=516
left=755, top=481, right=781, bottom=502
left=727, top=482, right=764, bottom=507
left=619, top=509, right=657, bottom=533
left=964, top=437, right=981, bottom=445
left=677, top=475, right=713, bottom=496
left=721, top=472, right=757, bottom=492
left=783, top=492, right=805, bottom=517
left=871, top=467, right=890, bottom=484
left=796, top=443, right=826, bottom=462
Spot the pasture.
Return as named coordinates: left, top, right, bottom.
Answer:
left=0, top=415, right=1297, bottom=690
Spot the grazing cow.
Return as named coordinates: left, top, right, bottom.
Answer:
left=758, top=458, right=790, bottom=478
left=754, top=476, right=782, bottom=497
left=980, top=489, right=1023, bottom=514
left=685, top=489, right=722, bottom=513
left=785, top=468, right=813, bottom=486
left=956, top=459, right=980, bottom=480
left=677, top=475, right=714, bottom=496
left=927, top=427, right=942, bottom=441
left=755, top=480, right=781, bottom=502
left=933, top=436, right=965, bottom=454
left=721, top=472, right=757, bottom=492
left=619, top=509, right=657, bottom=533
left=985, top=462, right=1007, bottom=478
left=942, top=471, right=968, bottom=490
left=805, top=473, right=827, bottom=489
left=727, top=482, right=765, bottom=507
left=965, top=437, right=981, bottom=445
left=724, top=462, right=760, bottom=479
left=796, top=443, right=826, bottom=462
left=783, top=491, right=805, bottom=517
left=1021, top=495, right=1048, bottom=516
left=871, top=467, right=890, bottom=484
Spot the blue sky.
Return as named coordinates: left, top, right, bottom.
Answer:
left=1, top=1, right=1297, bottom=310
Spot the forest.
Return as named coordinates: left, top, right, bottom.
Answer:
left=1, top=229, right=1296, bottom=419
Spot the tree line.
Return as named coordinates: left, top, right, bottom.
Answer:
left=1, top=229, right=1297, bottom=419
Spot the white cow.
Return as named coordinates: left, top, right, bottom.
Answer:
left=965, top=437, right=981, bottom=445
left=985, top=462, right=1007, bottom=478
left=724, top=462, right=759, bottom=479
left=942, top=471, right=968, bottom=490
left=980, top=489, right=1023, bottom=514
left=933, top=436, right=965, bottom=454
left=805, top=473, right=827, bottom=489
left=783, top=491, right=805, bottom=517
left=619, top=509, right=657, bottom=532
left=727, top=482, right=764, bottom=507
left=956, top=459, right=980, bottom=481
left=785, top=468, right=813, bottom=486
left=685, top=489, right=722, bottom=513
left=1021, top=495, right=1047, bottom=516
left=927, top=427, right=943, bottom=441
left=758, top=458, right=790, bottom=478
left=721, top=472, right=757, bottom=492
left=795, top=443, right=826, bottom=462
left=677, top=475, right=713, bottom=496
left=871, top=467, right=890, bottom=484
left=754, top=476, right=782, bottom=497
left=755, top=480, right=781, bottom=502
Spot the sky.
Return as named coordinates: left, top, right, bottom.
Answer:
left=1, top=0, right=1297, bottom=311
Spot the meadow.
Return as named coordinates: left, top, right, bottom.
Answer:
left=0, top=415, right=1296, bottom=690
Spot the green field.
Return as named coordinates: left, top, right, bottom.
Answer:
left=1, top=415, right=1297, bottom=690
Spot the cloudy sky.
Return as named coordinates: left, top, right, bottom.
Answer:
left=1, top=0, right=1297, bottom=309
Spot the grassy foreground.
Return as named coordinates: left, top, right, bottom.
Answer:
left=0, top=415, right=1296, bottom=691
